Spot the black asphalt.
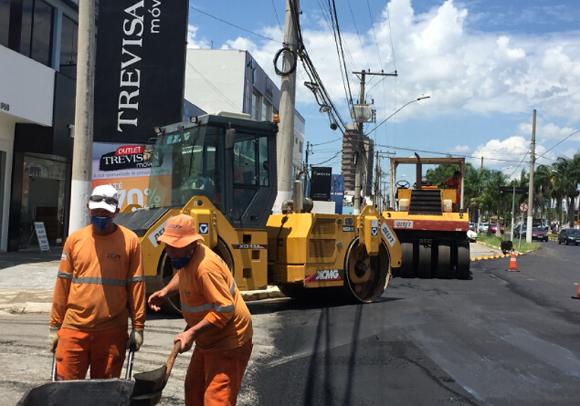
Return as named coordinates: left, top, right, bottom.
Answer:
left=246, top=242, right=580, bottom=406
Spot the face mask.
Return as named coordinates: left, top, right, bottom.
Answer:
left=91, top=216, right=113, bottom=232
left=171, top=255, right=192, bottom=269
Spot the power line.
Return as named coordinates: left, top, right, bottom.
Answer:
left=189, top=5, right=279, bottom=43
left=311, top=138, right=341, bottom=146
left=507, top=152, right=529, bottom=179
left=536, top=129, right=580, bottom=161
left=385, top=2, right=398, bottom=72
left=373, top=142, right=530, bottom=164
left=311, top=150, right=341, bottom=166
left=346, top=0, right=370, bottom=69
left=186, top=61, right=239, bottom=110
left=365, top=0, right=383, bottom=69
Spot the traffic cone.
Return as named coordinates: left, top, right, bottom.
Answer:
left=571, top=283, right=580, bottom=300
left=507, top=251, right=519, bottom=272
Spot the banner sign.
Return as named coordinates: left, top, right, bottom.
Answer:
left=94, top=0, right=189, bottom=144
left=311, top=167, right=332, bottom=201
left=330, top=174, right=344, bottom=214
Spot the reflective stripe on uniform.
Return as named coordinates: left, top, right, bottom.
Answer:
left=57, top=272, right=73, bottom=280
left=129, top=275, right=145, bottom=283
left=71, top=277, right=127, bottom=287
left=182, top=281, right=236, bottom=314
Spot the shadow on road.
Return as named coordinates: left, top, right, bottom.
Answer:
left=247, top=295, right=402, bottom=316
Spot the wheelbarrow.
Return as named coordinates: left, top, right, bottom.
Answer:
left=17, top=342, right=181, bottom=406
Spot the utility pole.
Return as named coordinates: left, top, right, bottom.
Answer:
left=304, top=141, right=311, bottom=197
left=273, top=0, right=299, bottom=212
left=69, top=0, right=96, bottom=233
left=526, top=109, right=536, bottom=243
left=477, top=156, right=483, bottom=233
left=352, top=69, right=397, bottom=214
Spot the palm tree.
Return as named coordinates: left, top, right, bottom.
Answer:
left=553, top=157, right=579, bottom=227
left=535, top=164, right=553, bottom=219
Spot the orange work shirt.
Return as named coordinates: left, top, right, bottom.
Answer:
left=50, top=225, right=145, bottom=331
left=179, top=244, right=252, bottom=351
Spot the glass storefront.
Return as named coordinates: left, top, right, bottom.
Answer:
left=17, top=153, right=67, bottom=248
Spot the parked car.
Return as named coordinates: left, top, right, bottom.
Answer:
left=515, top=225, right=549, bottom=241
left=479, top=222, right=489, bottom=233
left=488, top=223, right=505, bottom=234
left=558, top=228, right=580, bottom=245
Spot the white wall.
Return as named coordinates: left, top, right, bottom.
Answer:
left=0, top=46, right=55, bottom=126
left=184, top=49, right=246, bottom=114
left=0, top=114, right=15, bottom=251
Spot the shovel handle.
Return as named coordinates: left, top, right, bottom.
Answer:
left=164, top=341, right=181, bottom=382
left=51, top=353, right=57, bottom=382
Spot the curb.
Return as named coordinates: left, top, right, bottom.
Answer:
left=0, top=287, right=287, bottom=315
left=241, top=286, right=285, bottom=302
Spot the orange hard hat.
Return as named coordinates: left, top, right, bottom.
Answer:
left=157, top=214, right=204, bottom=248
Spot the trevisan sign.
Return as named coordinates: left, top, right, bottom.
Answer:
left=94, top=0, right=188, bottom=143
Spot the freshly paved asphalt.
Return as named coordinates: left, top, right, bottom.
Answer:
left=243, top=241, right=580, bottom=406
left=1, top=241, right=579, bottom=405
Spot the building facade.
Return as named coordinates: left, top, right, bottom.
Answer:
left=0, top=0, right=78, bottom=251
left=184, top=49, right=305, bottom=175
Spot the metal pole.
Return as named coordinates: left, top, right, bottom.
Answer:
left=510, top=183, right=516, bottom=241
left=272, top=0, right=299, bottom=213
left=353, top=70, right=366, bottom=215
left=304, top=141, right=310, bottom=197
left=69, top=0, right=96, bottom=233
left=477, top=156, right=483, bottom=232
left=526, top=109, right=536, bottom=243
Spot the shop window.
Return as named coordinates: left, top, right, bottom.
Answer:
left=0, top=0, right=10, bottom=47
left=20, top=0, right=54, bottom=66
left=251, top=91, right=261, bottom=120
left=59, top=15, right=77, bottom=78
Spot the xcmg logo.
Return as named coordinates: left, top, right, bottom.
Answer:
left=305, top=270, right=343, bottom=283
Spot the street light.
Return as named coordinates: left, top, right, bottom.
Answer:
left=365, top=95, right=431, bottom=137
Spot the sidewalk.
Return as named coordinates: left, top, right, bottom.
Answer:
left=0, top=249, right=283, bottom=315
left=470, top=242, right=505, bottom=261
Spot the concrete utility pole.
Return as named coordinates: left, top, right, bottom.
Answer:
left=526, top=109, right=537, bottom=243
left=273, top=0, right=299, bottom=213
left=69, top=0, right=96, bottom=233
left=477, top=156, right=483, bottom=232
left=304, top=141, right=311, bottom=197
left=352, top=69, right=397, bottom=214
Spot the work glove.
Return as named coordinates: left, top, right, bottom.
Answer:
left=128, top=329, right=144, bottom=351
left=49, top=326, right=59, bottom=353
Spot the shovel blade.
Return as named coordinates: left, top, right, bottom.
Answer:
left=132, top=365, right=167, bottom=395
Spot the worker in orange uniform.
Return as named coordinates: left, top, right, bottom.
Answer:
left=49, top=184, right=145, bottom=380
left=442, top=170, right=462, bottom=209
left=148, top=214, right=252, bottom=406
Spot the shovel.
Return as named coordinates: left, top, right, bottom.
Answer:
left=130, top=341, right=181, bottom=406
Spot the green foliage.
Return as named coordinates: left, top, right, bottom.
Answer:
left=424, top=153, right=579, bottom=225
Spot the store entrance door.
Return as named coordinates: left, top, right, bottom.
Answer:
left=18, top=154, right=67, bottom=249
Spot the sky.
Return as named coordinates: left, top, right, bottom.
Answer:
left=186, top=0, right=580, bottom=178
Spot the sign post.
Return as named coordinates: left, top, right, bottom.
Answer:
left=34, top=222, right=50, bottom=252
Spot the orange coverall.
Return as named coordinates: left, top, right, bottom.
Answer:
left=179, top=244, right=253, bottom=406
left=50, top=225, right=145, bottom=380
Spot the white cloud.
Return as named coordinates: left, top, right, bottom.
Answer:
left=518, top=121, right=580, bottom=142
left=450, top=144, right=470, bottom=153
left=211, top=0, right=580, bottom=125
left=188, top=24, right=211, bottom=49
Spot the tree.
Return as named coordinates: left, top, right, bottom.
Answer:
left=553, top=157, right=579, bottom=227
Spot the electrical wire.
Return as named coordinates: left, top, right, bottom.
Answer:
left=186, top=61, right=239, bottom=111
left=385, top=1, right=398, bottom=72
left=373, top=142, right=530, bottom=164
left=189, top=5, right=279, bottom=43
left=507, top=152, right=529, bottom=179
left=346, top=0, right=370, bottom=69
left=311, top=138, right=342, bottom=146
left=536, top=129, right=580, bottom=161
left=365, top=0, right=384, bottom=68
left=311, top=150, right=341, bottom=166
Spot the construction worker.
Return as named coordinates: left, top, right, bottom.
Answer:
left=442, top=170, right=462, bottom=208
left=49, top=184, right=145, bottom=380
left=148, top=214, right=253, bottom=406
